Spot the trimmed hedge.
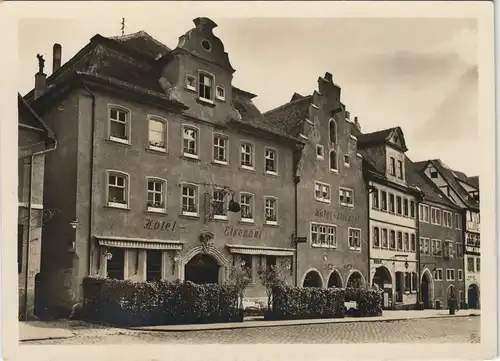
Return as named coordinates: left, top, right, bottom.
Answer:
left=82, top=277, right=241, bottom=327
left=267, top=285, right=345, bottom=320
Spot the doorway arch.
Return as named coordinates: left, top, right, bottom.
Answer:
left=346, top=270, right=365, bottom=288
left=372, top=266, right=392, bottom=289
left=185, top=254, right=220, bottom=285
left=302, top=269, right=323, bottom=288
left=447, top=284, right=456, bottom=298
left=468, top=284, right=480, bottom=309
left=420, top=268, right=434, bottom=309
left=327, top=270, right=343, bottom=288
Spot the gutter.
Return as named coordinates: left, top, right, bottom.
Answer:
left=24, top=138, right=58, bottom=321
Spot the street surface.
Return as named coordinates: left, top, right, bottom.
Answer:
left=22, top=316, right=480, bottom=344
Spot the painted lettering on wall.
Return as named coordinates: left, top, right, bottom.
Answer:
left=315, top=209, right=359, bottom=223
left=224, top=226, right=262, bottom=239
left=144, top=219, right=177, bottom=232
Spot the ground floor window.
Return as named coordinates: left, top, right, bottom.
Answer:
left=395, top=271, right=403, bottom=302
left=266, top=255, right=277, bottom=269
left=146, top=250, right=162, bottom=281
left=240, top=254, right=254, bottom=282
left=107, top=248, right=125, bottom=280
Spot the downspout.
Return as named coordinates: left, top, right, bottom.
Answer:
left=81, top=83, right=96, bottom=278
left=416, top=193, right=422, bottom=308
left=24, top=139, right=58, bottom=321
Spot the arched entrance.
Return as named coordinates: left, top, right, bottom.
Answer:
left=447, top=284, right=456, bottom=298
left=346, top=271, right=363, bottom=288
left=468, top=284, right=479, bottom=309
left=303, top=270, right=323, bottom=288
left=372, top=266, right=392, bottom=309
left=327, top=270, right=343, bottom=288
left=421, top=270, right=433, bottom=309
left=185, top=254, right=220, bottom=284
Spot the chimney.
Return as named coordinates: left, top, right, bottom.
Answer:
left=354, top=116, right=361, bottom=132
left=53, top=43, right=62, bottom=73
left=34, top=54, right=47, bottom=100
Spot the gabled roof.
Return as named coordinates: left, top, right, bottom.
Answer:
left=263, top=95, right=312, bottom=138
left=108, top=31, right=172, bottom=60
left=18, top=93, right=55, bottom=139
left=357, top=126, right=408, bottom=152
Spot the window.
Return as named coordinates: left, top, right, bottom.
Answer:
left=467, top=257, right=474, bottom=272
left=419, top=204, right=429, bottom=222
left=265, top=148, right=278, bottom=174
left=381, top=191, right=388, bottom=211
left=395, top=271, right=403, bottom=302
left=419, top=237, right=424, bottom=253
left=456, top=242, right=463, bottom=257
left=373, top=227, right=380, bottom=248
left=404, top=233, right=409, bottom=252
left=455, top=213, right=462, bottom=229
left=410, top=201, right=415, bottom=218
left=403, top=199, right=409, bottom=217
left=404, top=272, right=411, bottom=292
left=264, top=197, right=278, bottom=224
left=396, top=196, right=402, bottom=215
left=476, top=258, right=480, bottom=272
left=411, top=272, right=417, bottom=292
left=240, top=255, right=253, bottom=282
left=443, top=211, right=452, bottom=228
left=389, top=194, right=395, bottom=213
left=146, top=178, right=166, bottom=213
left=431, top=239, right=442, bottom=257
left=339, top=187, right=354, bottom=207
left=410, top=234, right=416, bottom=252
left=198, top=72, right=214, bottom=101
left=458, top=269, right=463, bottom=281
left=240, top=193, right=254, bottom=222
left=17, top=225, right=23, bottom=274
left=146, top=250, right=162, bottom=281
left=216, top=86, right=225, bottom=101
left=329, top=150, right=338, bottom=171
left=397, top=160, right=403, bottom=179
left=212, top=188, right=228, bottom=219
left=148, top=117, right=167, bottom=151
left=311, top=223, right=337, bottom=248
left=344, top=154, right=350, bottom=167
left=348, top=228, right=361, bottom=251
left=431, top=207, right=441, bottom=225
left=181, top=184, right=198, bottom=216
left=389, top=230, right=396, bottom=249
left=389, top=157, right=396, bottom=176
left=266, top=255, right=277, bottom=269
left=314, top=182, right=331, bottom=203
left=316, top=145, right=324, bottom=159
left=433, top=268, right=443, bottom=281
left=424, top=238, right=430, bottom=255
left=397, top=231, right=403, bottom=251
left=381, top=228, right=388, bottom=248
left=107, top=248, right=125, bottom=280
left=109, top=107, right=129, bottom=143
left=212, top=134, right=228, bottom=164
left=182, top=126, right=199, bottom=158
left=240, top=142, right=254, bottom=169
left=329, top=119, right=337, bottom=144
left=185, top=74, right=196, bottom=91
left=443, top=240, right=454, bottom=259
left=372, top=188, right=379, bottom=209
left=430, top=167, right=438, bottom=178
left=107, top=172, right=129, bottom=209
left=446, top=269, right=455, bottom=281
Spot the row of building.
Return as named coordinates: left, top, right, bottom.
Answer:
left=18, top=17, right=480, bottom=319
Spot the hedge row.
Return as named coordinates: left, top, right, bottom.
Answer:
left=345, top=287, right=384, bottom=317
left=82, top=277, right=241, bottom=327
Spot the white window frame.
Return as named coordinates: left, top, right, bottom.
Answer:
left=264, top=196, right=278, bottom=225
left=343, top=154, right=350, bottom=168
left=106, top=170, right=130, bottom=209
left=458, top=269, right=463, bottom=281
left=396, top=195, right=402, bottom=215
left=239, top=192, right=255, bottom=223
left=339, top=187, right=354, bottom=208
left=431, top=207, right=441, bottom=225
left=215, top=86, right=226, bottom=101
left=212, top=133, right=228, bottom=165
left=348, top=227, right=361, bottom=251
left=397, top=159, right=403, bottom=179
left=108, top=105, right=131, bottom=145
left=316, top=145, right=324, bottom=159
left=456, top=242, right=463, bottom=257
left=410, top=234, right=416, bottom=252
left=185, top=74, right=196, bottom=91
left=314, top=181, right=331, bottom=203
left=240, top=141, right=255, bottom=170
left=372, top=226, right=380, bottom=248
left=264, top=147, right=278, bottom=175
left=434, top=268, right=443, bottom=281
left=212, top=187, right=229, bottom=220
left=198, top=70, right=215, bottom=104
left=403, top=198, right=409, bottom=217
left=329, top=149, right=338, bottom=172
left=389, top=156, right=396, bottom=176
left=431, top=238, right=442, bottom=257
left=380, top=191, right=388, bottom=211
left=146, top=177, right=167, bottom=213
left=180, top=183, right=199, bottom=217
left=147, top=116, right=168, bottom=152
left=419, top=204, right=429, bottom=223
left=388, top=193, right=395, bottom=213
left=443, top=210, right=452, bottom=228
left=446, top=269, right=455, bottom=281
left=310, top=222, right=337, bottom=249
left=181, top=125, right=200, bottom=159
left=403, top=232, right=409, bottom=252
left=381, top=228, right=389, bottom=249
left=372, top=188, right=379, bottom=209
left=410, top=200, right=416, bottom=218
left=455, top=213, right=462, bottom=230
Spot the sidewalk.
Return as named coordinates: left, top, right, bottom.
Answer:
left=19, top=321, right=76, bottom=342
left=132, top=309, right=480, bottom=332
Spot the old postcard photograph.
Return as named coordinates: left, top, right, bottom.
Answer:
left=0, top=1, right=496, bottom=361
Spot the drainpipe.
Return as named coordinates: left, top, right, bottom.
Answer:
left=24, top=139, right=58, bottom=321
left=416, top=193, right=422, bottom=308
left=81, top=83, right=96, bottom=278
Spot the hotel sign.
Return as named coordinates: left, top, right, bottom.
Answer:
left=144, top=219, right=177, bottom=232
left=224, top=226, right=262, bottom=239
left=315, top=209, right=359, bottom=223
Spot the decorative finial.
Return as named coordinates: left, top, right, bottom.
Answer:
left=36, top=54, right=45, bottom=74
left=121, top=18, right=125, bottom=36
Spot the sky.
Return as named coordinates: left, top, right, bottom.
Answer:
left=18, top=16, right=479, bottom=176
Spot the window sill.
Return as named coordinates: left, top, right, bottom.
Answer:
left=197, top=97, right=216, bottom=107
left=340, top=203, right=354, bottom=208
left=105, top=204, right=130, bottom=211
left=106, top=138, right=131, bottom=147
left=316, top=199, right=331, bottom=204
left=329, top=169, right=339, bottom=174
left=317, top=156, right=324, bottom=160
left=146, top=207, right=167, bottom=214
left=185, top=85, right=196, bottom=92
left=145, top=147, right=168, bottom=156
left=265, top=170, right=278, bottom=176
left=179, top=212, right=200, bottom=220
left=212, top=216, right=229, bottom=222
left=240, top=165, right=255, bottom=172
left=344, top=163, right=351, bottom=168
left=264, top=221, right=279, bottom=227
left=148, top=145, right=167, bottom=153
left=215, top=95, right=226, bottom=102
left=349, top=247, right=361, bottom=252
left=312, top=244, right=338, bottom=250
left=212, top=160, right=228, bottom=166
left=181, top=154, right=201, bottom=162
left=239, top=219, right=255, bottom=225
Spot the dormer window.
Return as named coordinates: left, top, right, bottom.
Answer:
left=430, top=166, right=438, bottom=178
left=198, top=72, right=214, bottom=103
left=216, top=86, right=225, bottom=101
left=389, top=157, right=396, bottom=176
left=397, top=160, right=403, bottom=179
left=185, top=75, right=196, bottom=91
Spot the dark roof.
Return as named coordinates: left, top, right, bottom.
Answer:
left=263, top=95, right=312, bottom=138
left=357, top=128, right=393, bottom=148
left=18, top=93, right=55, bottom=139
left=467, top=176, right=479, bottom=188
left=108, top=31, right=172, bottom=60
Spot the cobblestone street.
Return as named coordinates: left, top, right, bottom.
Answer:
left=22, top=316, right=480, bottom=344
